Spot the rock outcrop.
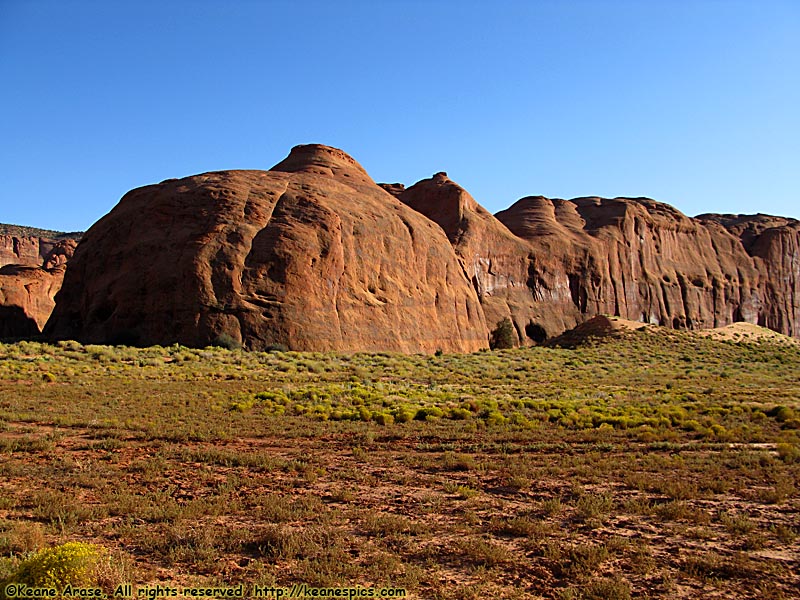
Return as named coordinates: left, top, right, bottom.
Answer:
left=34, top=144, right=800, bottom=349
left=695, top=213, right=799, bottom=337
left=0, top=225, right=81, bottom=265
left=395, top=173, right=542, bottom=344
left=494, top=196, right=771, bottom=339
left=0, top=265, right=67, bottom=337
left=0, top=233, right=78, bottom=337
left=45, top=145, right=488, bottom=352
left=394, top=181, right=798, bottom=342
left=548, top=315, right=651, bottom=348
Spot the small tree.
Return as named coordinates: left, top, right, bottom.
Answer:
left=490, top=317, right=516, bottom=350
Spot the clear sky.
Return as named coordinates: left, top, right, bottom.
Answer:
left=1, top=0, right=798, bottom=232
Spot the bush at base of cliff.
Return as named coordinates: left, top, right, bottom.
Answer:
left=490, top=317, right=516, bottom=350
left=211, top=333, right=242, bottom=351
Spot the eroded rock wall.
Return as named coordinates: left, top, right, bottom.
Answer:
left=35, top=144, right=800, bottom=348
left=0, top=236, right=77, bottom=336
left=697, top=214, right=800, bottom=337
left=397, top=175, right=798, bottom=342
left=45, top=145, right=488, bottom=352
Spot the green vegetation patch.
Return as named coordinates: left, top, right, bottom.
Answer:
left=0, top=329, right=797, bottom=598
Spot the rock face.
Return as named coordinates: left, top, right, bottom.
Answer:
left=38, top=144, right=800, bottom=349
left=395, top=180, right=798, bottom=342
left=493, top=196, right=770, bottom=339
left=45, top=145, right=488, bottom=352
left=0, top=235, right=78, bottom=337
left=396, top=173, right=542, bottom=344
left=0, top=265, right=66, bottom=337
left=696, top=214, right=800, bottom=337
left=0, top=235, right=75, bottom=270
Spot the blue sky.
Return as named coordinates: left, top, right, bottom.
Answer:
left=1, top=0, right=798, bottom=232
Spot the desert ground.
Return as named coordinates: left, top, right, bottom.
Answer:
left=0, top=326, right=798, bottom=599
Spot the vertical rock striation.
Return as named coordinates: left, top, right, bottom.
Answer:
left=696, top=214, right=800, bottom=337
left=397, top=176, right=798, bottom=342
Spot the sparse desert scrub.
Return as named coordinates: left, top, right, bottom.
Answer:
left=0, top=331, right=797, bottom=598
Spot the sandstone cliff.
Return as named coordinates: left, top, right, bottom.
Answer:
left=696, top=213, right=799, bottom=337
left=0, top=226, right=81, bottom=269
left=492, top=196, right=770, bottom=339
left=0, top=232, right=78, bottom=337
left=29, top=145, right=800, bottom=349
left=396, top=173, right=541, bottom=345
left=394, top=178, right=797, bottom=342
left=45, top=145, right=488, bottom=352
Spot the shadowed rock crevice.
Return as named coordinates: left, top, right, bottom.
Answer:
left=0, top=305, right=41, bottom=339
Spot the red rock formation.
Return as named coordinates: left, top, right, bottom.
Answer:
left=45, top=145, right=488, bottom=352
left=0, top=236, right=42, bottom=268
left=396, top=174, right=797, bottom=342
left=396, top=173, right=541, bottom=344
left=494, top=197, right=795, bottom=339
left=42, top=238, right=77, bottom=270
left=0, top=265, right=67, bottom=336
left=696, top=214, right=800, bottom=337
left=378, top=183, right=406, bottom=198
left=36, top=144, right=800, bottom=348
left=0, top=236, right=77, bottom=336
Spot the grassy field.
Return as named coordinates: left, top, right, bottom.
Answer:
left=0, top=329, right=798, bottom=599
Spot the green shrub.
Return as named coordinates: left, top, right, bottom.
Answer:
left=229, top=398, right=256, bottom=412
left=414, top=407, right=443, bottom=421
left=772, top=406, right=796, bottom=422
left=264, top=343, right=289, bottom=352
left=0, top=522, right=45, bottom=555
left=392, top=406, right=415, bottom=423
left=575, top=493, right=613, bottom=522
left=255, top=391, right=289, bottom=404
left=211, top=333, right=241, bottom=351
left=373, top=412, right=394, bottom=426
left=776, top=442, right=800, bottom=463
left=448, top=407, right=472, bottom=420
left=480, top=409, right=507, bottom=426
left=582, top=576, right=631, bottom=600
left=442, top=452, right=477, bottom=471
left=490, top=318, right=516, bottom=350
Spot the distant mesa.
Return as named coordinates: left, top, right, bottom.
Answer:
left=3, top=143, right=799, bottom=350
left=0, top=223, right=83, bottom=241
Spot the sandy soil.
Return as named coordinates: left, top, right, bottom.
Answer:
left=694, top=322, right=799, bottom=345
